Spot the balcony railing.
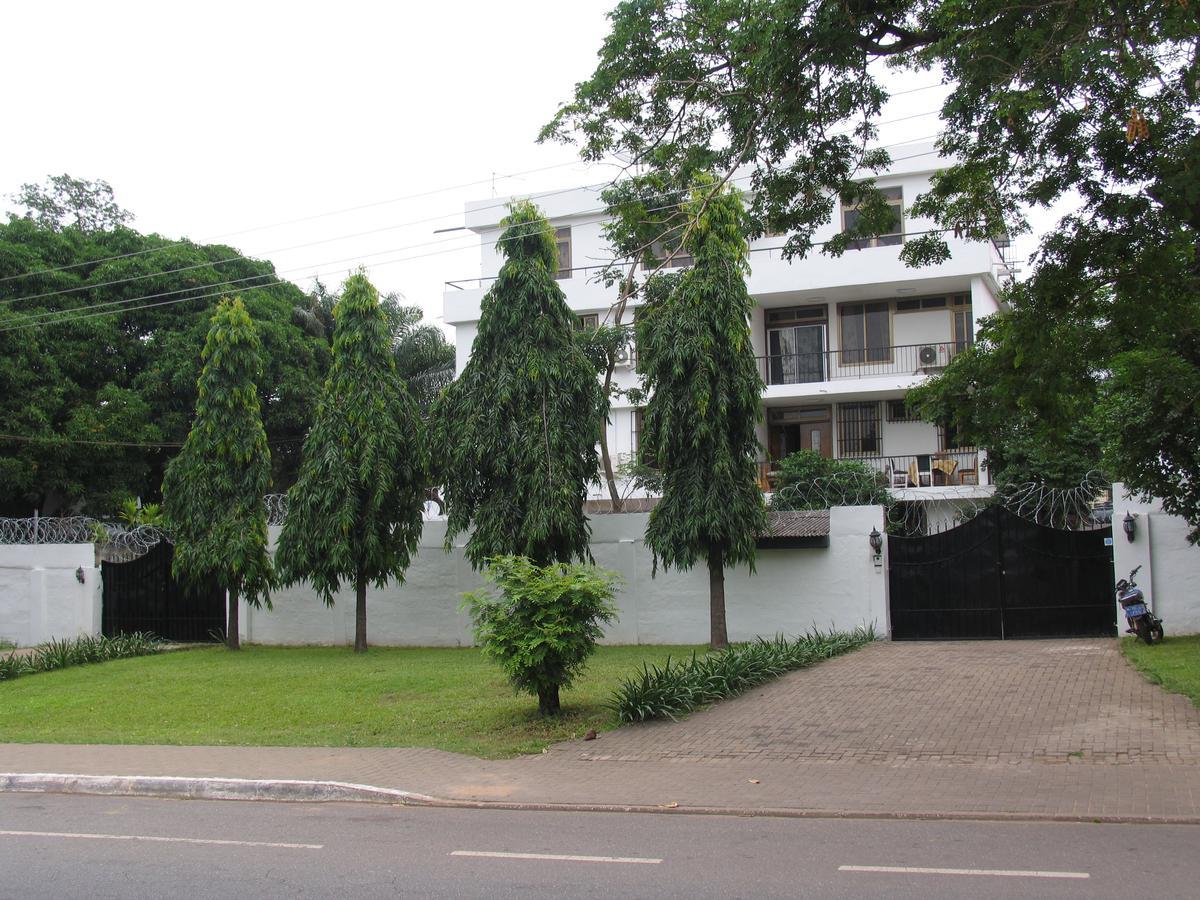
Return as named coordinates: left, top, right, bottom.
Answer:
left=757, top=341, right=966, bottom=386
left=756, top=451, right=985, bottom=492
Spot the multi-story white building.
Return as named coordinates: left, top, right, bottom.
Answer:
left=443, top=144, right=1009, bottom=504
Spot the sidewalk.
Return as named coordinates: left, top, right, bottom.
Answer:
left=3, top=640, right=1199, bottom=822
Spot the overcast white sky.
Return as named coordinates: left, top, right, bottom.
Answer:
left=3, top=1, right=1052, bottom=335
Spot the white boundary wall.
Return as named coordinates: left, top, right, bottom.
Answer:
left=1113, top=484, right=1200, bottom=635
left=244, top=506, right=887, bottom=646
left=0, top=544, right=102, bottom=647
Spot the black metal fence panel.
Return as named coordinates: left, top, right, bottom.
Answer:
left=888, top=506, right=1116, bottom=640
left=101, top=542, right=224, bottom=642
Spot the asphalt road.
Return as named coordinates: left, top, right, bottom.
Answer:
left=0, top=794, right=1196, bottom=899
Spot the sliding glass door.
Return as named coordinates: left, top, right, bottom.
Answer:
left=768, top=324, right=826, bottom=385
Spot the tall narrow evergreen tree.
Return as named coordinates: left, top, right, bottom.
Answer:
left=275, top=271, right=428, bottom=653
left=432, top=201, right=602, bottom=568
left=637, top=178, right=767, bottom=649
left=162, top=297, right=274, bottom=650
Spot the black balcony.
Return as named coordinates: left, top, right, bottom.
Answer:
left=758, top=341, right=967, bottom=386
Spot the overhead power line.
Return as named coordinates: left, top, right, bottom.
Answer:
left=0, top=432, right=303, bottom=448
left=0, top=159, right=591, bottom=286
left=0, top=117, right=949, bottom=306
left=0, top=141, right=951, bottom=333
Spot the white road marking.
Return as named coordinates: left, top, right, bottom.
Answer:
left=0, top=829, right=322, bottom=850
left=452, top=850, right=662, bottom=865
left=839, top=865, right=1089, bottom=880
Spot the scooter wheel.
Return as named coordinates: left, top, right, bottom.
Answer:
left=1148, top=621, right=1164, bottom=644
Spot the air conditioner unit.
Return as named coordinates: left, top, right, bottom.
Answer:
left=614, top=346, right=634, bottom=367
left=918, top=345, right=939, bottom=366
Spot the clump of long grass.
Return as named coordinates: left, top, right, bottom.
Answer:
left=1, top=633, right=163, bottom=683
left=609, top=625, right=876, bottom=723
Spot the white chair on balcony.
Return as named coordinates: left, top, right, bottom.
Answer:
left=888, top=459, right=910, bottom=489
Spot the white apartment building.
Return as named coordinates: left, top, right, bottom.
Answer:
left=443, top=144, right=1009, bottom=503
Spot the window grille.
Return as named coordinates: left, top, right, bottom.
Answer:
left=838, top=402, right=882, bottom=456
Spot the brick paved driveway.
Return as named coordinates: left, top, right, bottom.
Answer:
left=574, top=639, right=1200, bottom=765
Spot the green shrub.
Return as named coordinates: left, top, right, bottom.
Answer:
left=0, top=653, right=31, bottom=681
left=462, top=556, right=620, bottom=716
left=1, top=633, right=163, bottom=683
left=610, top=626, right=875, bottom=722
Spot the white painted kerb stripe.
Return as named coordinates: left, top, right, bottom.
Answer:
left=839, top=865, right=1088, bottom=880
left=0, top=829, right=322, bottom=850
left=452, top=850, right=662, bottom=865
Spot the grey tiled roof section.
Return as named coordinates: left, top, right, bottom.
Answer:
left=760, top=510, right=830, bottom=538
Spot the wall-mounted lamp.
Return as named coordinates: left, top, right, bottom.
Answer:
left=869, top=527, right=883, bottom=556
left=75, top=566, right=85, bottom=584
left=1123, top=512, right=1137, bottom=543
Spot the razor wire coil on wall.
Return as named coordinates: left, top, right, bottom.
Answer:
left=771, top=469, right=1113, bottom=536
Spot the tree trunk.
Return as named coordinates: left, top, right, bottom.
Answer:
left=537, top=683, right=561, bottom=716
left=598, top=393, right=623, bottom=511
left=354, top=568, right=368, bottom=654
left=597, top=270, right=637, bottom=513
left=708, top=547, right=728, bottom=650
left=227, top=580, right=241, bottom=651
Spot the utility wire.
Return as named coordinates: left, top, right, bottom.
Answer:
left=0, top=84, right=951, bottom=289
left=0, top=141, right=950, bottom=331
left=0, top=116, right=950, bottom=306
left=0, top=159, right=591, bottom=286
left=0, top=221, right=964, bottom=336
left=0, top=432, right=303, bottom=448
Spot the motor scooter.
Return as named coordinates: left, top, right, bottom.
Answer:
left=1116, top=565, right=1164, bottom=644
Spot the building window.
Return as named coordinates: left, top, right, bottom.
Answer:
left=895, top=296, right=947, bottom=312
left=838, top=402, right=882, bottom=456
left=632, top=408, right=657, bottom=468
left=648, top=237, right=693, bottom=269
left=554, top=227, right=572, bottom=280
left=766, top=306, right=828, bottom=385
left=575, top=313, right=599, bottom=331
left=841, top=186, right=903, bottom=249
left=886, top=399, right=918, bottom=423
left=939, top=420, right=973, bottom=452
left=839, top=301, right=891, bottom=364
left=952, top=302, right=974, bottom=354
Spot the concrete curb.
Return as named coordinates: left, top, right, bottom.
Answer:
left=3, top=772, right=1200, bottom=825
left=0, top=773, right=439, bottom=806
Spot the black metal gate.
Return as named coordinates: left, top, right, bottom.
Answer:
left=101, top=541, right=225, bottom=642
left=888, top=505, right=1116, bottom=640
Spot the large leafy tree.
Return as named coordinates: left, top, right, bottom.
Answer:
left=432, top=201, right=602, bottom=568
left=10, top=174, right=134, bottom=233
left=637, top=179, right=766, bottom=649
left=545, top=0, right=1200, bottom=537
left=908, top=282, right=1105, bottom=489
left=162, top=298, right=274, bottom=650
left=276, top=272, right=428, bottom=653
left=0, top=187, right=331, bottom=514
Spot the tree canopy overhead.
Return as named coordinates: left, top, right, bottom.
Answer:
left=0, top=180, right=333, bottom=515
left=547, top=0, right=1200, bottom=538
left=432, top=201, right=603, bottom=568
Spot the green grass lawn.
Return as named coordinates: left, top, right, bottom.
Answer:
left=1122, top=634, right=1200, bottom=707
left=0, top=644, right=701, bottom=757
